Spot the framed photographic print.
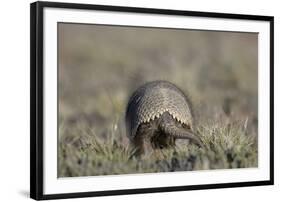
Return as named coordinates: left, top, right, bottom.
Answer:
left=30, top=1, right=274, bottom=200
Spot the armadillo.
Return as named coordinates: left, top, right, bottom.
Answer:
left=125, top=80, right=204, bottom=155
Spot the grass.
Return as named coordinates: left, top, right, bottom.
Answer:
left=58, top=114, right=257, bottom=177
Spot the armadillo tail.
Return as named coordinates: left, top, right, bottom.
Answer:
left=159, top=113, right=205, bottom=148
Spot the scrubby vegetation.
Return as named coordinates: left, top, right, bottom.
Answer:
left=58, top=116, right=257, bottom=177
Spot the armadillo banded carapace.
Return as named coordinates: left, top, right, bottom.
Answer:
left=125, top=80, right=204, bottom=154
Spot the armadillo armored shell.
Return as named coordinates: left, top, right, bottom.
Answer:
left=125, top=80, right=194, bottom=140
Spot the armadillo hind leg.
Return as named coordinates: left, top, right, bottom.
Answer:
left=132, top=126, right=154, bottom=156
left=159, top=112, right=205, bottom=148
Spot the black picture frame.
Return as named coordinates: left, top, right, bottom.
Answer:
left=30, top=1, right=274, bottom=200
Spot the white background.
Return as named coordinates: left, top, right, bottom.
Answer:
left=0, top=0, right=279, bottom=201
